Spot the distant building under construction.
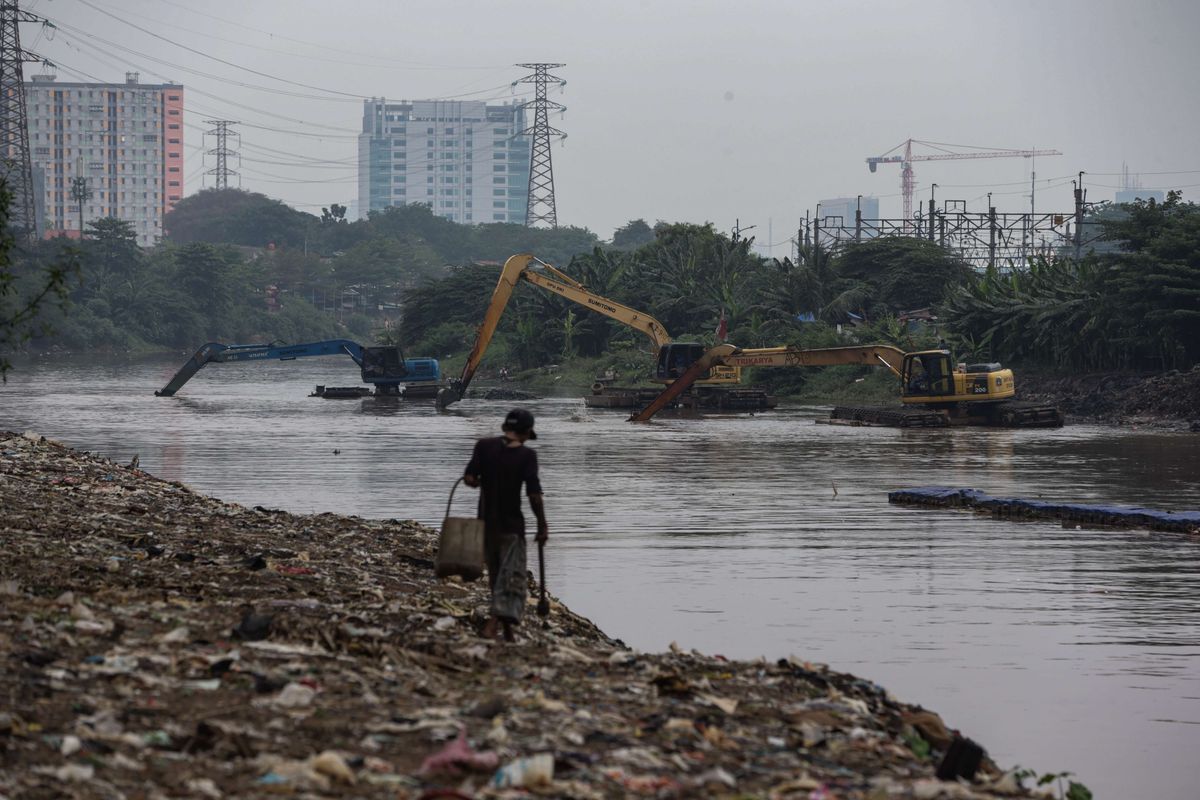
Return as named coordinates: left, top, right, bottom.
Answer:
left=357, top=99, right=530, bottom=224
left=23, top=72, right=185, bottom=246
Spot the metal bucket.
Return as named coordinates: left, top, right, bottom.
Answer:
left=435, top=478, right=485, bottom=581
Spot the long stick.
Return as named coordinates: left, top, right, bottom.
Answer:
left=536, top=540, right=550, bottom=625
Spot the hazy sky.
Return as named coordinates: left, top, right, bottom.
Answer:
left=30, top=0, right=1200, bottom=249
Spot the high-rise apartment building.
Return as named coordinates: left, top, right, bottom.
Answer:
left=358, top=99, right=530, bottom=224
left=24, top=72, right=185, bottom=246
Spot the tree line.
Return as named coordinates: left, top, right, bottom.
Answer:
left=4, top=185, right=1197, bottom=382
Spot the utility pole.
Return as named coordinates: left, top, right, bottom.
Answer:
left=855, top=194, right=862, bottom=242
left=928, top=184, right=937, bottom=241
left=1073, top=171, right=1085, bottom=260
left=987, top=192, right=996, bottom=269
left=1, top=0, right=42, bottom=238
left=514, top=63, right=566, bottom=228
left=731, top=218, right=756, bottom=242
left=70, top=155, right=91, bottom=240
left=203, top=120, right=239, bottom=189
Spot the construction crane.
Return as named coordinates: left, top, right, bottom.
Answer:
left=866, top=139, right=1062, bottom=222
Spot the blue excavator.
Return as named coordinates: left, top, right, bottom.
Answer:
left=154, top=340, right=440, bottom=398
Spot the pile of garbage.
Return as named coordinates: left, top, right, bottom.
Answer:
left=1, top=431, right=1044, bottom=799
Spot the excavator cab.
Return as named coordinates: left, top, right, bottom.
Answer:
left=901, top=351, right=955, bottom=398
left=360, top=346, right=409, bottom=382
left=654, top=343, right=741, bottom=385
left=656, top=343, right=708, bottom=381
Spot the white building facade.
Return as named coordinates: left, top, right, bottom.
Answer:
left=358, top=99, right=530, bottom=224
left=24, top=72, right=185, bottom=246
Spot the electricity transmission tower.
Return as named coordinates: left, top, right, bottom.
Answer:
left=514, top=63, right=565, bottom=228
left=1, top=1, right=43, bottom=237
left=203, top=119, right=240, bottom=189
left=70, top=156, right=91, bottom=240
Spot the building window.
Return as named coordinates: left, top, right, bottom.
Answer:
left=493, top=189, right=505, bottom=197
left=493, top=177, right=505, bottom=184
left=493, top=213, right=506, bottom=220
left=493, top=201, right=505, bottom=209
left=494, top=153, right=505, bottom=160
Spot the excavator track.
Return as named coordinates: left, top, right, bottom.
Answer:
left=984, top=402, right=1065, bottom=428
left=828, top=402, right=1064, bottom=429
left=828, top=406, right=949, bottom=428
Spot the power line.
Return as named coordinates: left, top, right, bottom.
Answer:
left=79, top=0, right=506, bottom=73
left=73, top=0, right=369, bottom=100
left=147, top=0, right=505, bottom=70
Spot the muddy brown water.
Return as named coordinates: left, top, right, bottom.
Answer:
left=3, top=356, right=1199, bottom=798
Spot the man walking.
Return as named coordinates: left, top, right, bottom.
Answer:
left=463, top=408, right=548, bottom=641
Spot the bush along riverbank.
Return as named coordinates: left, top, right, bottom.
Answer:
left=1, top=431, right=1075, bottom=799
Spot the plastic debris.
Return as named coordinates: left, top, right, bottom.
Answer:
left=271, top=681, right=316, bottom=707
left=418, top=727, right=500, bottom=776
left=491, top=752, right=555, bottom=788
left=0, top=431, right=1046, bottom=799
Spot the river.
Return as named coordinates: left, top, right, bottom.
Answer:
left=3, top=355, right=1198, bottom=798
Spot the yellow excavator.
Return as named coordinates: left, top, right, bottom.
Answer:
left=629, top=343, right=1063, bottom=428
left=435, top=254, right=771, bottom=409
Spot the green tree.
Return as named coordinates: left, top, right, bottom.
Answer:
left=164, top=188, right=315, bottom=248
left=611, top=218, right=655, bottom=250
left=1, top=184, right=78, bottom=378
left=833, top=236, right=975, bottom=317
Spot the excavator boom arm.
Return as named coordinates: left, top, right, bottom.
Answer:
left=724, top=345, right=904, bottom=376
left=630, top=344, right=907, bottom=422
left=438, top=253, right=672, bottom=407
left=155, top=340, right=365, bottom=397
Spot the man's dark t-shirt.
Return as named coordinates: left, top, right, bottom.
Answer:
left=465, top=437, right=542, bottom=534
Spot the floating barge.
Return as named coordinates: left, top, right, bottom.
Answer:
left=889, top=487, right=1200, bottom=534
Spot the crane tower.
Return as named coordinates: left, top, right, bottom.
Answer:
left=867, top=139, right=1062, bottom=223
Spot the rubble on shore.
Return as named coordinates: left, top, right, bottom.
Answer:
left=1, top=431, right=1044, bottom=799
left=1019, top=366, right=1200, bottom=430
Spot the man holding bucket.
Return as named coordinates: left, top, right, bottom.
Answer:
left=463, top=408, right=549, bottom=641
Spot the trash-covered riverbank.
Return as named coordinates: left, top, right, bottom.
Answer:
left=1, top=431, right=1054, bottom=799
